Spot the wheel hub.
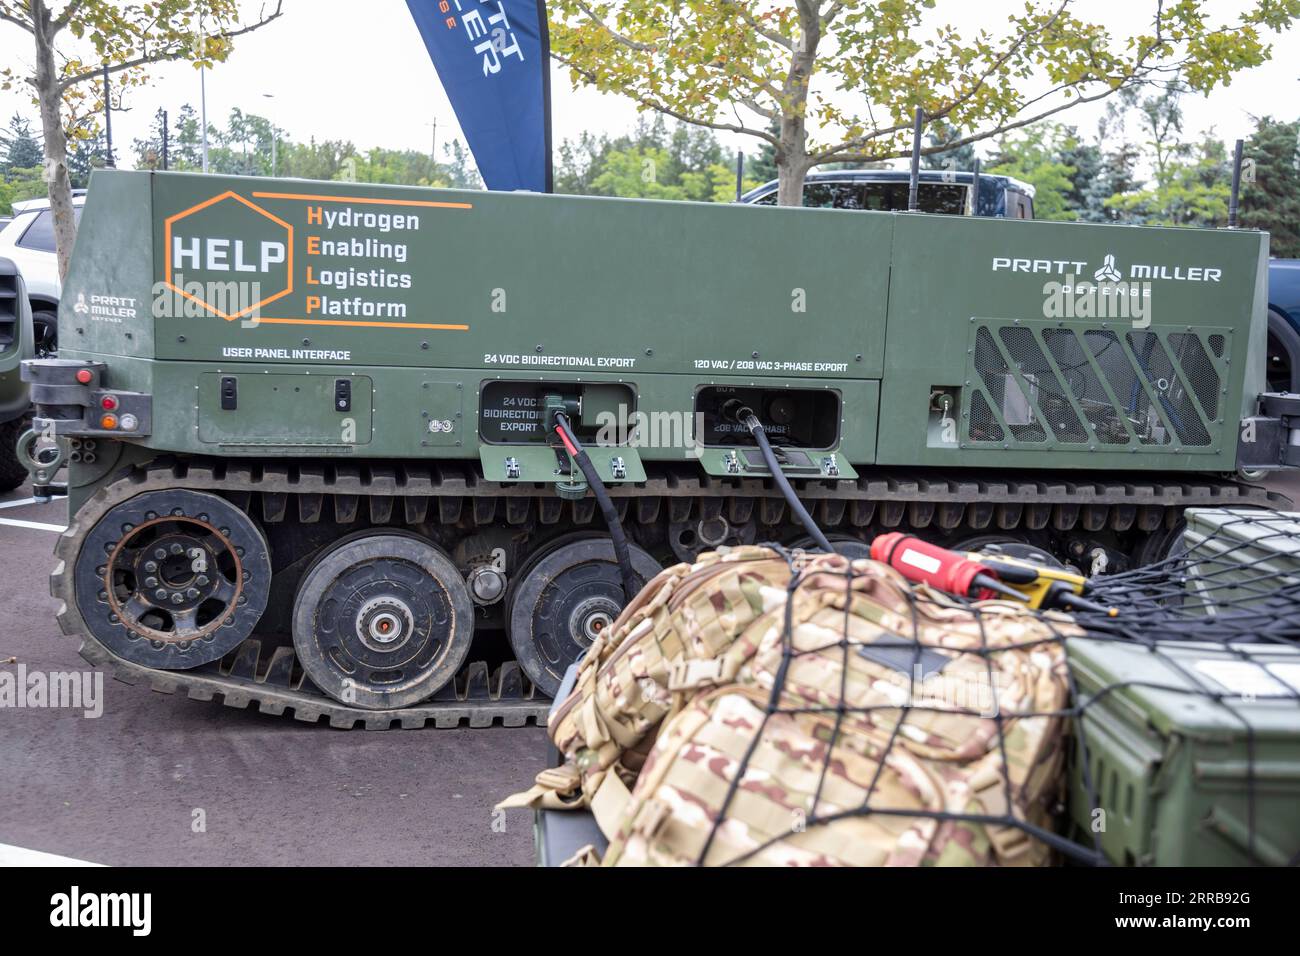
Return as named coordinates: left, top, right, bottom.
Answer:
left=356, top=595, right=415, bottom=649
left=569, top=595, right=618, bottom=643
left=134, top=533, right=219, bottom=607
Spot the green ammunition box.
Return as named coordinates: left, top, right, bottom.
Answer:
left=1182, top=509, right=1300, bottom=606
left=1067, top=637, right=1300, bottom=866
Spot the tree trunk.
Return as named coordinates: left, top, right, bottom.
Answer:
left=774, top=1, right=821, bottom=207
left=776, top=125, right=811, bottom=206
left=31, top=0, right=78, bottom=283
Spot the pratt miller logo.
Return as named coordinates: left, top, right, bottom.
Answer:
left=156, top=191, right=293, bottom=323
left=50, top=886, right=151, bottom=936
left=992, top=252, right=1223, bottom=283
left=1093, top=253, right=1123, bottom=283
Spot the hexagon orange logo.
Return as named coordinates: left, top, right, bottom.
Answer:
left=164, top=191, right=294, bottom=321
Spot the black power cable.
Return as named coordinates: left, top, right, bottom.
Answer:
left=551, top=411, right=643, bottom=600
left=729, top=403, right=835, bottom=553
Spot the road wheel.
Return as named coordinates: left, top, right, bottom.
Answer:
left=292, top=532, right=474, bottom=709
left=947, top=533, right=1067, bottom=569
left=72, top=489, right=271, bottom=668
left=787, top=532, right=872, bottom=559
left=507, top=537, right=661, bottom=697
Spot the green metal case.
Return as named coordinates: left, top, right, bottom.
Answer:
left=1067, top=637, right=1300, bottom=866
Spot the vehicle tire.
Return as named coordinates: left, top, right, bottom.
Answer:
left=1133, top=520, right=1188, bottom=568
left=1266, top=308, right=1299, bottom=394
left=0, top=419, right=28, bottom=493
left=31, top=308, right=57, bottom=358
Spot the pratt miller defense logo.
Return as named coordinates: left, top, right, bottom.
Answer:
left=1093, top=253, right=1123, bottom=283
left=163, top=191, right=293, bottom=321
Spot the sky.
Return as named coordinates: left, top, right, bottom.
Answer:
left=0, top=0, right=1297, bottom=176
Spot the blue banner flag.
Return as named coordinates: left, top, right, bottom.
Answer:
left=406, top=0, right=553, bottom=193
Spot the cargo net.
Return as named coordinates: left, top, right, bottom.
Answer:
left=1082, top=509, right=1300, bottom=644
left=684, top=512, right=1300, bottom=867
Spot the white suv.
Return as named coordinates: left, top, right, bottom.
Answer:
left=0, top=192, right=85, bottom=357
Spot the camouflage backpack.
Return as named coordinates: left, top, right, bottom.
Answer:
left=599, top=553, right=1077, bottom=866
left=501, top=545, right=806, bottom=819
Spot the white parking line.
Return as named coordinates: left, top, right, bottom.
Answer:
left=0, top=517, right=66, bottom=533
left=0, top=842, right=104, bottom=867
left=0, top=497, right=38, bottom=510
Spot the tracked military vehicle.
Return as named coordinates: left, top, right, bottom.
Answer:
left=21, top=170, right=1299, bottom=728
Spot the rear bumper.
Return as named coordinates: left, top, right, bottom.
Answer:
left=1238, top=393, right=1300, bottom=469
left=21, top=357, right=152, bottom=438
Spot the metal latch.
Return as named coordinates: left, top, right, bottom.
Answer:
left=821, top=454, right=840, bottom=477
left=724, top=451, right=741, bottom=475
left=610, top=456, right=626, bottom=480
left=334, top=378, right=352, bottom=412
left=504, top=457, right=521, bottom=480
left=220, top=376, right=238, bottom=411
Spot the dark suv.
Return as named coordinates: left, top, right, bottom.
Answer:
left=738, top=168, right=1036, bottom=218
left=1268, top=259, right=1300, bottom=394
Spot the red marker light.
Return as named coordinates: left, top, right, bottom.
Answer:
left=75, top=369, right=93, bottom=384
left=100, top=395, right=118, bottom=411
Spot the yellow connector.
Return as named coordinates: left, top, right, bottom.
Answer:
left=966, top=551, right=1117, bottom=616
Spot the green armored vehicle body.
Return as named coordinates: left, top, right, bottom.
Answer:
left=22, top=169, right=1299, bottom=727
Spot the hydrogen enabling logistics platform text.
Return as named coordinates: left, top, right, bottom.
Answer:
left=303, top=203, right=418, bottom=316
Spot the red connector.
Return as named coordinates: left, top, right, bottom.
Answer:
left=870, top=533, right=1024, bottom=601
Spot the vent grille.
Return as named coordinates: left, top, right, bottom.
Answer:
left=966, top=321, right=1227, bottom=453
left=0, top=269, right=18, bottom=351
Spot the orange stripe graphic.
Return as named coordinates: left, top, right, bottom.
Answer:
left=252, top=191, right=473, bottom=209
left=255, top=317, right=469, bottom=330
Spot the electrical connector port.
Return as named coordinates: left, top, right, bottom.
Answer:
left=479, top=381, right=636, bottom=445
left=695, top=386, right=839, bottom=448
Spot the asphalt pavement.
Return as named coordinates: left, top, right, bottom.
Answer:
left=0, top=482, right=546, bottom=866
left=3, top=471, right=1298, bottom=867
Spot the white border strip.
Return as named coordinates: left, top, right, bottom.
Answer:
left=0, top=517, right=66, bottom=533
left=0, top=842, right=104, bottom=867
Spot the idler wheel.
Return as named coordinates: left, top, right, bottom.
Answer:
left=291, top=533, right=474, bottom=709
left=73, top=489, right=271, bottom=668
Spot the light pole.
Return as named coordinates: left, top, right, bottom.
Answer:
left=199, top=18, right=209, bottom=173
left=426, top=118, right=437, bottom=169
left=262, top=92, right=277, bottom=177
left=102, top=64, right=115, bottom=168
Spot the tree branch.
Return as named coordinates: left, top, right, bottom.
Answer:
left=815, top=77, right=1147, bottom=165
left=739, top=95, right=777, bottom=120
left=58, top=1, right=284, bottom=92
left=929, top=0, right=1070, bottom=124
left=820, top=1, right=847, bottom=31
left=0, top=5, right=33, bottom=33
left=739, top=7, right=792, bottom=50
left=553, top=50, right=778, bottom=146
left=572, top=0, right=653, bottom=52
left=52, top=0, right=91, bottom=31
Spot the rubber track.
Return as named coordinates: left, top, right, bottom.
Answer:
left=50, top=456, right=1287, bottom=730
